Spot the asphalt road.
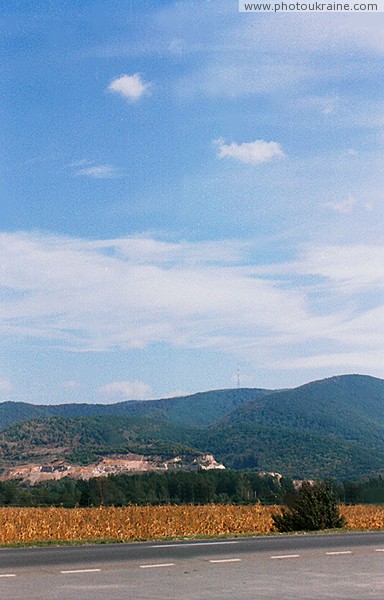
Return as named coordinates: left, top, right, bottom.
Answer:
left=0, top=532, right=383, bottom=599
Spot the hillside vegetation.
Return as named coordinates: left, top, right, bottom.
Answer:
left=192, top=375, right=384, bottom=478
left=0, top=374, right=383, bottom=480
left=0, top=415, right=196, bottom=465
left=0, top=388, right=275, bottom=431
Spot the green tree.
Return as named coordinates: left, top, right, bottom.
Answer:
left=272, top=480, right=344, bottom=532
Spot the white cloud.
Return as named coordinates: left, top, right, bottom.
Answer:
left=91, top=6, right=384, bottom=103
left=75, top=164, right=125, bottom=179
left=177, top=61, right=308, bottom=99
left=0, top=379, right=12, bottom=393
left=107, top=73, right=151, bottom=101
left=324, top=195, right=357, bottom=214
left=2, top=232, right=384, bottom=375
left=214, top=138, right=285, bottom=165
left=0, top=231, right=319, bottom=354
left=289, top=244, right=384, bottom=292
left=160, top=4, right=384, bottom=126
left=99, top=380, right=152, bottom=401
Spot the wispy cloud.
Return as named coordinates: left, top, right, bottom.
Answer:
left=289, top=243, right=384, bottom=293
left=276, top=351, right=384, bottom=371
left=107, top=73, right=151, bottom=101
left=98, top=380, right=152, bottom=401
left=177, top=61, right=307, bottom=98
left=324, top=195, right=357, bottom=214
left=2, top=231, right=384, bottom=377
left=300, top=95, right=340, bottom=116
left=74, top=163, right=126, bottom=179
left=162, top=5, right=384, bottom=126
left=214, top=138, right=285, bottom=165
left=0, top=231, right=321, bottom=354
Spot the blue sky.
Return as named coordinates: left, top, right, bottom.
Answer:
left=1, top=0, right=384, bottom=404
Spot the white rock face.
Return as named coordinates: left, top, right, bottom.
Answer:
left=196, top=454, right=226, bottom=470
left=0, top=453, right=225, bottom=484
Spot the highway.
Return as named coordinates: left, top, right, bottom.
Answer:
left=0, top=532, right=383, bottom=599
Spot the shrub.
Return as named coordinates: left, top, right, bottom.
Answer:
left=272, top=480, right=344, bottom=532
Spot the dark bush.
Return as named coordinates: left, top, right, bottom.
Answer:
left=272, top=480, right=344, bottom=532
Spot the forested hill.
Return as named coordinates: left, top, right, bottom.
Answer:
left=217, top=374, right=384, bottom=448
left=0, top=388, right=276, bottom=431
left=0, top=414, right=197, bottom=466
left=0, top=374, right=383, bottom=479
left=192, top=374, right=384, bottom=479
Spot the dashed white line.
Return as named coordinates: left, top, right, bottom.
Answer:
left=209, top=558, right=242, bottom=564
left=140, top=563, right=176, bottom=569
left=60, top=569, right=101, bottom=574
left=0, top=574, right=16, bottom=578
left=375, top=549, right=384, bottom=552
left=150, top=541, right=239, bottom=548
left=271, top=554, right=300, bottom=559
left=326, top=551, right=352, bottom=556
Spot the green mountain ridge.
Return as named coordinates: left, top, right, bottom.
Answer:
left=0, top=374, right=383, bottom=479
left=188, top=374, right=384, bottom=479
left=0, top=388, right=276, bottom=431
left=211, top=374, right=384, bottom=447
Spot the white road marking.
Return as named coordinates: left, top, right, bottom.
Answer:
left=60, top=569, right=102, bottom=574
left=375, top=549, right=384, bottom=552
left=209, top=558, right=242, bottom=563
left=140, top=563, right=176, bottom=569
left=0, top=574, right=16, bottom=578
left=271, top=554, right=300, bottom=559
left=326, top=551, right=352, bottom=555
left=150, top=541, right=239, bottom=548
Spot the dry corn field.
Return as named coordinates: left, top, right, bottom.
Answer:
left=339, top=504, right=384, bottom=530
left=0, top=504, right=382, bottom=545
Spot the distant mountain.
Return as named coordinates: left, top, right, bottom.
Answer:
left=0, top=414, right=198, bottom=466
left=218, top=374, right=384, bottom=447
left=0, top=388, right=276, bottom=431
left=0, top=374, right=383, bottom=480
left=192, top=375, right=384, bottom=479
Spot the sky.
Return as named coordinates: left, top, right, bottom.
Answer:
left=1, top=0, right=384, bottom=404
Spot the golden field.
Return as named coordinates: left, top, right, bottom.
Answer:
left=0, top=504, right=383, bottom=545
left=339, top=504, right=384, bottom=531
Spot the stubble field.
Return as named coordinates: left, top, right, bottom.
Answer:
left=0, top=504, right=383, bottom=545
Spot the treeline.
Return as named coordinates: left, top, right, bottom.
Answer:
left=333, top=475, right=384, bottom=504
left=0, top=472, right=383, bottom=508
left=0, top=471, right=293, bottom=507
